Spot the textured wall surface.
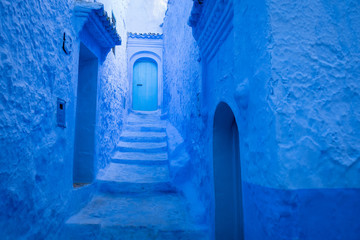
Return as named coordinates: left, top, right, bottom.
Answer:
left=268, top=0, right=360, bottom=189
left=233, top=0, right=278, bottom=190
left=1, top=0, right=359, bottom=238
left=96, top=0, right=129, bottom=171
left=162, top=0, right=208, bottom=224
left=243, top=182, right=360, bottom=240
left=242, top=1, right=360, bottom=237
left=185, top=0, right=360, bottom=239
left=0, top=0, right=129, bottom=238
left=0, top=0, right=76, bottom=238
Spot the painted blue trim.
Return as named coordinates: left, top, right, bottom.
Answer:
left=128, top=32, right=163, bottom=39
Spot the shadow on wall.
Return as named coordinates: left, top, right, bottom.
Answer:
left=165, top=122, right=208, bottom=223
left=73, top=43, right=99, bottom=185
left=213, top=102, right=244, bottom=240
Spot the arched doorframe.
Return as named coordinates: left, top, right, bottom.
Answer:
left=212, top=101, right=244, bottom=240
left=128, top=51, right=163, bottom=111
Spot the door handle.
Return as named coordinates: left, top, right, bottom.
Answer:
left=137, top=84, right=143, bottom=86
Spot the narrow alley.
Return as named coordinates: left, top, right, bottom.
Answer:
left=1, top=0, right=360, bottom=239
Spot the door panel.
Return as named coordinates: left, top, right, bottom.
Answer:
left=132, top=59, right=158, bottom=111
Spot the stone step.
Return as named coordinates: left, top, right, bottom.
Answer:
left=120, top=131, right=167, bottom=142
left=129, top=110, right=162, bottom=117
left=63, top=193, right=208, bottom=240
left=126, top=124, right=166, bottom=133
left=116, top=141, right=168, bottom=153
left=127, top=112, right=164, bottom=123
left=127, top=118, right=166, bottom=125
left=127, top=112, right=162, bottom=121
left=112, top=152, right=168, bottom=165
left=96, top=163, right=172, bottom=193
left=97, top=180, right=173, bottom=194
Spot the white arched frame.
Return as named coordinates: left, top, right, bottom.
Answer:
left=128, top=51, right=163, bottom=110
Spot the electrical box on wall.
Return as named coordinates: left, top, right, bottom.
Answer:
left=57, top=98, right=66, bottom=128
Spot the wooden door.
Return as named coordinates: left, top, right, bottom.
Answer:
left=132, top=59, right=158, bottom=111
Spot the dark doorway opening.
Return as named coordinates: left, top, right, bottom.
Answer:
left=213, top=102, right=244, bottom=239
left=73, top=43, right=99, bottom=186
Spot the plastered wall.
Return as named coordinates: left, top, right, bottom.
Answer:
left=162, top=0, right=208, bottom=224
left=0, top=0, right=129, bottom=238
left=164, top=0, right=360, bottom=239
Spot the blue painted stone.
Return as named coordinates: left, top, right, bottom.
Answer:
left=243, top=182, right=360, bottom=240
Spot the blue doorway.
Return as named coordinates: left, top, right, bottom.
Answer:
left=132, top=58, right=158, bottom=111
left=73, top=43, right=98, bottom=185
left=213, top=102, right=244, bottom=239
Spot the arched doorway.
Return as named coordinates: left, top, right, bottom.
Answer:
left=213, top=102, right=244, bottom=239
left=132, top=58, right=158, bottom=111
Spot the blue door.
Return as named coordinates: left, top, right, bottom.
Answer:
left=132, top=58, right=158, bottom=111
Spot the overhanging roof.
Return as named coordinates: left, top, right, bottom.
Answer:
left=74, top=2, right=122, bottom=48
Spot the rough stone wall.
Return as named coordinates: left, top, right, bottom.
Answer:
left=162, top=0, right=208, bottom=223
left=187, top=0, right=360, bottom=238
left=268, top=0, right=360, bottom=189
left=0, top=0, right=129, bottom=238
left=0, top=0, right=76, bottom=238
left=96, top=0, right=129, bottom=171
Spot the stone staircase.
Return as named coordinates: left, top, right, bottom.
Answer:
left=62, top=111, right=207, bottom=239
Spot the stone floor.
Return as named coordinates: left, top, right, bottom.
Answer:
left=62, top=111, right=207, bottom=239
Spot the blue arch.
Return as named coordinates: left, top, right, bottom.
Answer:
left=213, top=102, right=244, bottom=239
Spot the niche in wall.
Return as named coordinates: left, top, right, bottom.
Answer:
left=73, top=42, right=99, bottom=186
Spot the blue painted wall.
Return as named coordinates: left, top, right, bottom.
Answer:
left=266, top=0, right=360, bottom=188
left=0, top=0, right=77, bottom=238
left=164, top=0, right=360, bottom=239
left=243, top=182, right=360, bottom=240
left=236, top=1, right=360, bottom=238
left=0, top=0, right=129, bottom=238
left=162, top=0, right=208, bottom=225
left=1, top=0, right=359, bottom=238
